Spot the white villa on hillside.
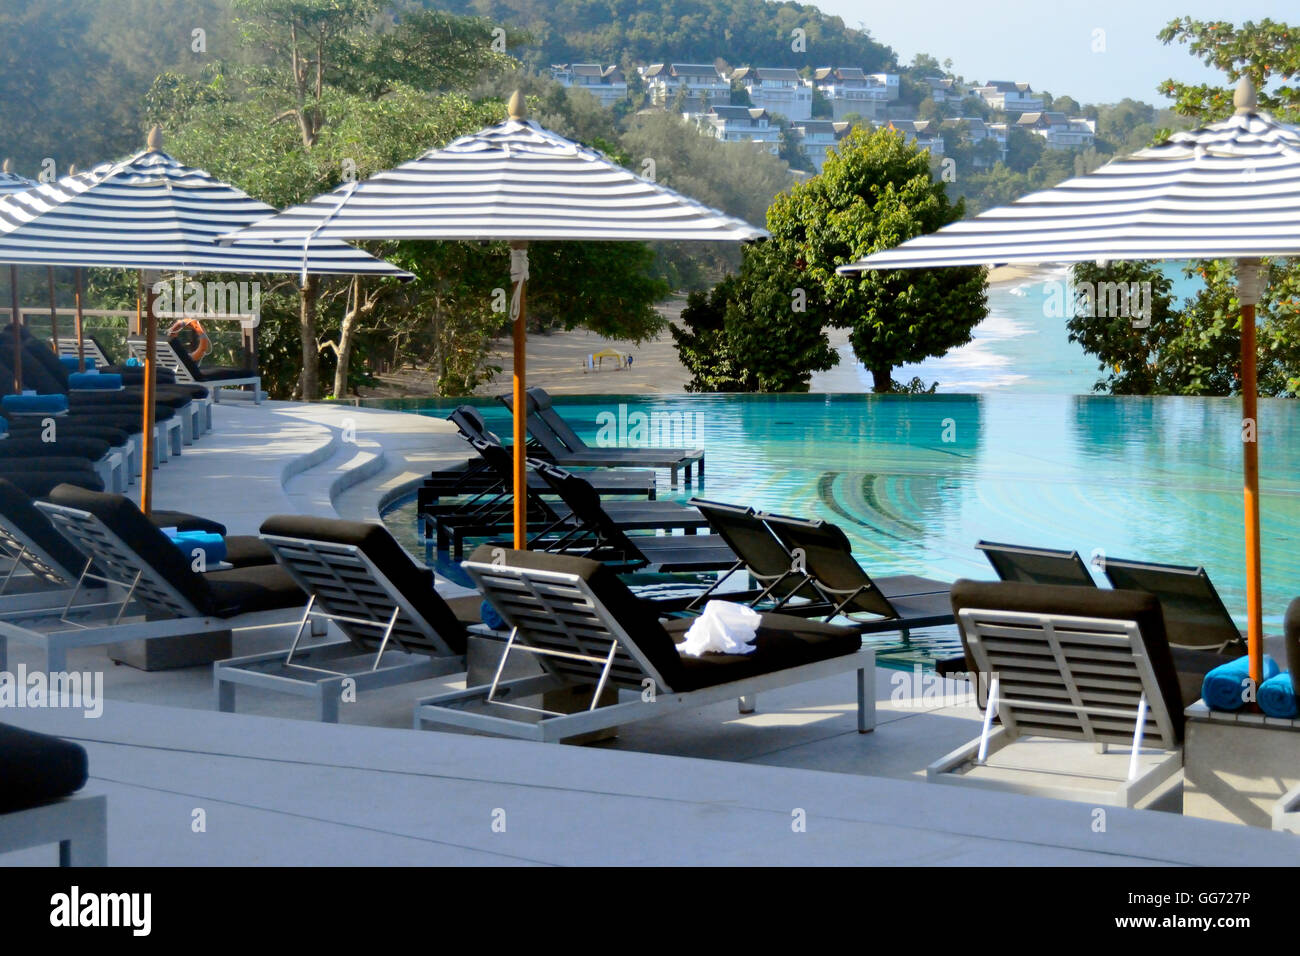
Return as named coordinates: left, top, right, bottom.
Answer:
left=941, top=117, right=1008, bottom=166
left=729, top=67, right=813, bottom=121
left=642, top=63, right=730, bottom=109
left=687, top=106, right=781, bottom=154
left=1017, top=111, right=1097, bottom=149
left=550, top=64, right=629, bottom=107
left=887, top=119, right=944, bottom=155
left=923, top=76, right=962, bottom=103
left=791, top=119, right=850, bottom=172
left=813, top=67, right=897, bottom=120
left=973, top=80, right=1043, bottom=113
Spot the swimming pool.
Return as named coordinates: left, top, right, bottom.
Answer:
left=381, top=392, right=1300, bottom=634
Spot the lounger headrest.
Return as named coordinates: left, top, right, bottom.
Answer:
left=259, top=514, right=467, bottom=654
left=0, top=478, right=87, bottom=580
left=524, top=386, right=552, bottom=412
left=949, top=578, right=1184, bottom=734
left=466, top=544, right=686, bottom=688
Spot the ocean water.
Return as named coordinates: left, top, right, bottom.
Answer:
left=813, top=264, right=1206, bottom=393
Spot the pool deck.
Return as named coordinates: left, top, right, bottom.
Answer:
left=4, top=399, right=1298, bottom=866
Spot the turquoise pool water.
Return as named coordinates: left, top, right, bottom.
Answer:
left=382, top=392, right=1300, bottom=631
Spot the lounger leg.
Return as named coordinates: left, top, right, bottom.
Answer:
left=45, top=642, right=67, bottom=674
left=858, top=667, right=876, bottom=733
left=60, top=797, right=108, bottom=866
left=319, top=687, right=340, bottom=723
left=670, top=464, right=678, bottom=487
left=216, top=676, right=236, bottom=713
left=738, top=694, right=756, bottom=714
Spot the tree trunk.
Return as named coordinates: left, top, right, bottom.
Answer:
left=333, top=276, right=361, bottom=399
left=871, top=366, right=893, bottom=393
left=299, top=274, right=320, bottom=401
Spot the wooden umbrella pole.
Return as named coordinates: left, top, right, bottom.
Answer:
left=140, top=271, right=159, bottom=513
left=8, top=265, right=21, bottom=393
left=510, top=240, right=529, bottom=549
left=1238, top=258, right=1266, bottom=687
left=46, top=268, right=60, bottom=356
left=73, top=268, right=85, bottom=372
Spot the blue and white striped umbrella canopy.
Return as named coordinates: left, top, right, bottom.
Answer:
left=842, top=94, right=1300, bottom=271
left=0, top=145, right=410, bottom=277
left=0, top=167, right=35, bottom=196
left=221, top=116, right=767, bottom=246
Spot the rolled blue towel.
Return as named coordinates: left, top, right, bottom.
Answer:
left=1, top=393, right=68, bottom=414
left=1259, top=672, right=1298, bottom=719
left=68, top=372, right=122, bottom=390
left=168, top=531, right=226, bottom=566
left=58, top=355, right=97, bottom=371
left=126, top=356, right=142, bottom=367
left=480, top=600, right=505, bottom=630
left=1202, top=654, right=1280, bottom=711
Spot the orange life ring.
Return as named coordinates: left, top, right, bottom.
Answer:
left=167, top=317, right=211, bottom=362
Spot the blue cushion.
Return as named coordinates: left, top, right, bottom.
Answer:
left=1259, top=672, right=1298, bottom=719
left=1, top=394, right=68, bottom=414
left=68, top=372, right=122, bottom=390
left=58, top=355, right=97, bottom=371
left=126, top=356, right=142, bottom=367
left=480, top=600, right=505, bottom=630
left=168, top=531, right=227, bottom=566
left=1202, top=654, right=1280, bottom=711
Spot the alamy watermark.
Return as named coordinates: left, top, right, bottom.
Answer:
left=152, top=277, right=260, bottom=316
left=594, top=404, right=706, bottom=448
left=0, top=665, right=103, bottom=718
left=889, top=665, right=996, bottom=709
left=1042, top=279, right=1153, bottom=327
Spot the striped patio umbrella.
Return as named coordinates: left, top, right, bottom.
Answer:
left=223, top=92, right=767, bottom=547
left=0, top=129, right=410, bottom=511
left=841, top=78, right=1300, bottom=687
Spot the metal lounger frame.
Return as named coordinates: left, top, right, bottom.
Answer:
left=127, top=337, right=259, bottom=405
left=927, top=606, right=1183, bottom=807
left=0, top=502, right=301, bottom=672
left=413, top=560, right=874, bottom=743
left=0, top=794, right=107, bottom=866
left=214, top=534, right=466, bottom=722
left=0, top=512, right=133, bottom=619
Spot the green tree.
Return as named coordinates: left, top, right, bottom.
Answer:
left=763, top=125, right=986, bottom=391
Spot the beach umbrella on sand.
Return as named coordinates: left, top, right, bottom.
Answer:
left=840, top=78, right=1300, bottom=687
left=0, top=127, right=410, bottom=512
left=221, top=92, right=766, bottom=547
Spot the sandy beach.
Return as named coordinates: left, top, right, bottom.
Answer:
left=370, top=264, right=1049, bottom=398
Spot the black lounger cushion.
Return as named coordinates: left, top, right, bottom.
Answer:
left=260, top=514, right=469, bottom=653
left=0, top=722, right=89, bottom=813
left=2, top=472, right=103, bottom=497
left=948, top=579, right=1190, bottom=725
left=149, top=510, right=226, bottom=536
left=470, top=546, right=860, bottom=692
left=203, top=563, right=306, bottom=616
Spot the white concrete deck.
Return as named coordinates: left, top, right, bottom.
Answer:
left=5, top=399, right=1298, bottom=865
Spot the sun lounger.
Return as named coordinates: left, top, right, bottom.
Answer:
left=127, top=335, right=262, bottom=403
left=431, top=440, right=709, bottom=558
left=500, top=387, right=703, bottom=486
left=215, top=515, right=474, bottom=722
left=761, top=513, right=953, bottom=634
left=413, top=545, right=873, bottom=742
left=1101, top=558, right=1246, bottom=654
left=522, top=460, right=736, bottom=571
left=929, top=579, right=1187, bottom=807
left=976, top=540, right=1097, bottom=586
left=0, top=485, right=306, bottom=672
left=0, top=723, right=106, bottom=866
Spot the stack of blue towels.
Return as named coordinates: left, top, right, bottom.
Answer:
left=1202, top=654, right=1297, bottom=718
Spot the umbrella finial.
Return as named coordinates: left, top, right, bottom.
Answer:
left=508, top=90, right=526, bottom=121
left=68, top=164, right=77, bottom=175
left=1234, top=76, right=1258, bottom=114
left=1, top=159, right=10, bottom=174
left=147, top=125, right=163, bottom=151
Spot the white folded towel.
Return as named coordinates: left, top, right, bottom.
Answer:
left=678, top=601, right=760, bottom=656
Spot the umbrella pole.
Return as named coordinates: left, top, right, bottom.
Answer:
left=1239, top=259, right=1266, bottom=687
left=8, top=265, right=21, bottom=394
left=510, top=241, right=529, bottom=549
left=140, top=271, right=158, bottom=514
left=46, top=268, right=60, bottom=356
left=74, top=268, right=85, bottom=373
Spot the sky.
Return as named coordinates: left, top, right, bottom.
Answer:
left=813, top=0, right=1292, bottom=105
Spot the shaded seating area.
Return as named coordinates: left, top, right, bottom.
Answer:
left=929, top=580, right=1188, bottom=808
left=0, top=722, right=106, bottom=866
left=215, top=515, right=476, bottom=722
left=0, top=484, right=305, bottom=672
left=413, top=545, right=873, bottom=743
left=128, top=334, right=262, bottom=403
left=501, top=386, right=703, bottom=486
